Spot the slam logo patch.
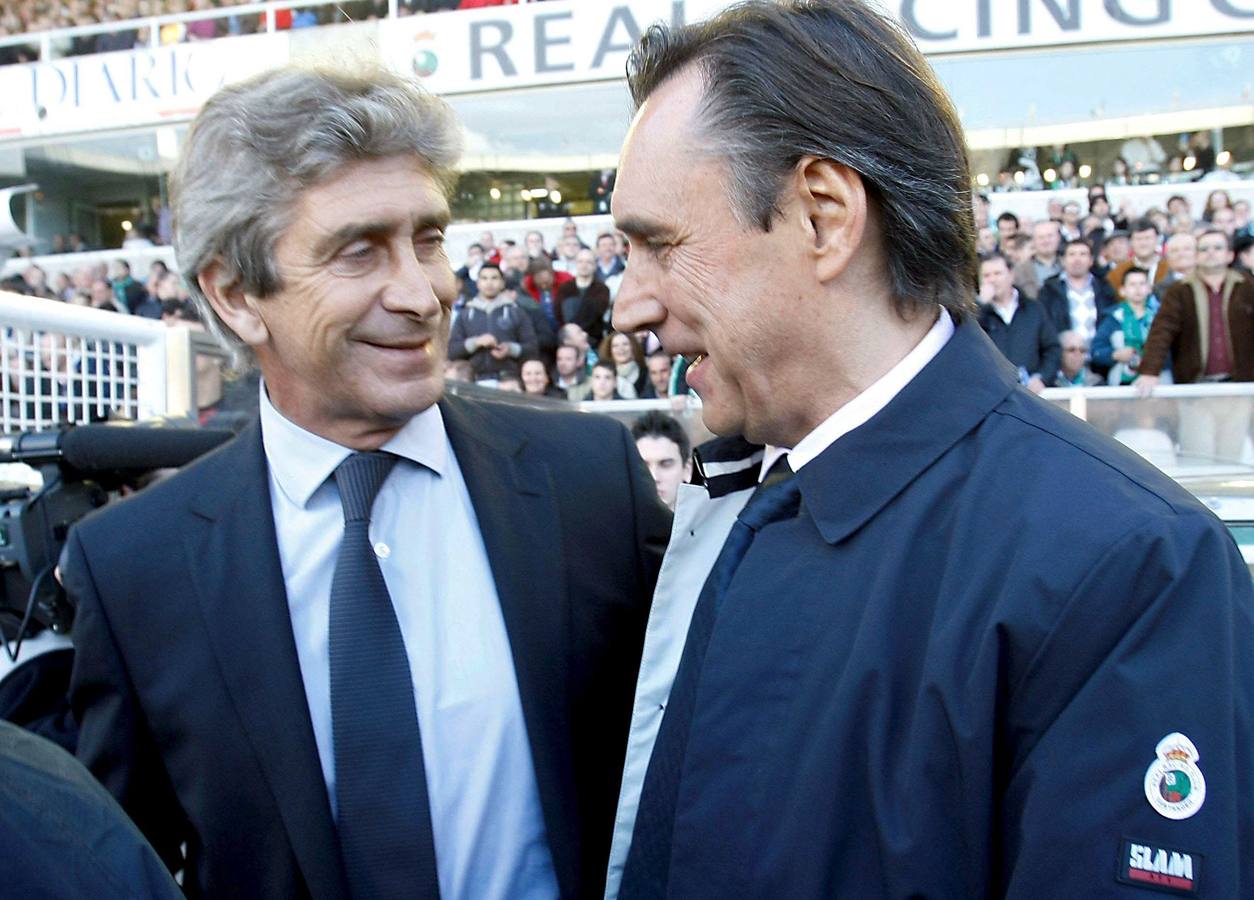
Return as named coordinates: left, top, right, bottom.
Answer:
left=1117, top=839, right=1200, bottom=896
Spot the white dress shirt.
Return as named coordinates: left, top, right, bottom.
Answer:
left=604, top=308, right=954, bottom=898
left=259, top=387, right=558, bottom=900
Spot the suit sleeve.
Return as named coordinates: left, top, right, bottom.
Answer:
left=618, top=420, right=672, bottom=596
left=1034, top=311, right=1060, bottom=383
left=1138, top=291, right=1183, bottom=377
left=65, top=526, right=190, bottom=878
left=1000, top=514, right=1254, bottom=897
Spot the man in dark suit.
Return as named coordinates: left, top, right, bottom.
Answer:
left=66, top=65, right=669, bottom=900
left=605, top=3, right=1254, bottom=897
left=1037, top=238, right=1117, bottom=349
left=976, top=253, right=1060, bottom=392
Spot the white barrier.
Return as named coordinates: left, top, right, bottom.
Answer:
left=0, top=290, right=221, bottom=432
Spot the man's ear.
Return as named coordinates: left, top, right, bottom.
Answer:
left=198, top=260, right=268, bottom=347
left=795, top=157, right=868, bottom=283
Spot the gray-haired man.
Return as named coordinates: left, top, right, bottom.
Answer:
left=65, top=65, right=668, bottom=900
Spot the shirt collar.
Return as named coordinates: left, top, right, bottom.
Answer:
left=259, top=379, right=448, bottom=509
left=787, top=307, right=954, bottom=472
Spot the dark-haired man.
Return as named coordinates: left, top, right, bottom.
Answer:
left=630, top=411, right=692, bottom=510
left=977, top=253, right=1060, bottom=392
left=1038, top=239, right=1116, bottom=354
left=449, top=263, right=539, bottom=383
left=605, top=2, right=1254, bottom=897
left=1108, top=217, right=1169, bottom=296
left=1011, top=219, right=1061, bottom=300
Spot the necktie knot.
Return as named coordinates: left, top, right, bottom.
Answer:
left=738, top=459, right=800, bottom=532
left=334, top=451, right=398, bottom=523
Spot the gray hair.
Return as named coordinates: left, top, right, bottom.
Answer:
left=171, top=64, right=462, bottom=367
left=627, top=0, right=977, bottom=320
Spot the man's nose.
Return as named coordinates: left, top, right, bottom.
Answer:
left=612, top=264, right=666, bottom=334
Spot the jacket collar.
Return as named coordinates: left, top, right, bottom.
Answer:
left=797, top=318, right=1018, bottom=544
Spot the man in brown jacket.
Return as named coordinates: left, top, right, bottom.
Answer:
left=1136, top=228, right=1254, bottom=461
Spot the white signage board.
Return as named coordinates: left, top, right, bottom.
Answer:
left=379, top=0, right=1254, bottom=97
left=0, top=32, right=289, bottom=142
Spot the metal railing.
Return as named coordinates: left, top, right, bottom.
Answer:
left=0, top=290, right=222, bottom=431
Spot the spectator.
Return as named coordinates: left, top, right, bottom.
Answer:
left=443, top=359, right=474, bottom=383
left=522, top=256, right=571, bottom=329
left=594, top=232, right=625, bottom=281
left=1137, top=229, right=1253, bottom=462
left=110, top=260, right=147, bottom=311
left=1106, top=217, right=1167, bottom=297
left=1159, top=232, right=1198, bottom=289
left=590, top=169, right=615, bottom=214
left=642, top=350, right=672, bottom=399
left=1087, top=187, right=1117, bottom=233
left=557, top=322, right=597, bottom=369
left=630, top=410, right=693, bottom=511
left=977, top=253, right=1060, bottom=393
left=185, top=0, right=218, bottom=40
left=587, top=359, right=621, bottom=401
left=1166, top=193, right=1193, bottom=226
left=89, top=278, right=122, bottom=312
left=1092, top=267, right=1159, bottom=385
left=1059, top=200, right=1083, bottom=241
left=499, top=244, right=529, bottom=292
left=448, top=262, right=538, bottom=382
left=48, top=233, right=67, bottom=254
left=1233, top=199, right=1250, bottom=233
left=1210, top=205, right=1237, bottom=239
left=477, top=229, right=500, bottom=264
left=1234, top=232, right=1254, bottom=279
left=524, top=230, right=551, bottom=261
left=51, top=270, right=73, bottom=301
left=67, top=233, right=90, bottom=253
left=1038, top=238, right=1116, bottom=351
left=1055, top=330, right=1103, bottom=387
left=994, top=211, right=1018, bottom=247
left=552, top=234, right=583, bottom=275
left=599, top=330, right=647, bottom=398
left=21, top=264, right=55, bottom=299
left=1202, top=189, right=1231, bottom=223
left=495, top=373, right=524, bottom=392
left=455, top=242, right=485, bottom=300
left=975, top=226, right=997, bottom=256
left=1093, top=228, right=1129, bottom=282
left=520, top=357, right=566, bottom=399
left=553, top=344, right=590, bottom=400
left=1011, top=219, right=1061, bottom=301
left=555, top=248, right=611, bottom=345
left=1138, top=228, right=1252, bottom=393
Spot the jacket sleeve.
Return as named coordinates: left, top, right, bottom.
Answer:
left=1138, top=290, right=1183, bottom=377
left=512, top=305, right=539, bottom=359
left=1034, top=310, right=1060, bottom=383
left=65, top=526, right=191, bottom=880
left=1090, top=311, right=1118, bottom=369
left=1000, top=514, right=1254, bottom=897
left=448, top=310, right=473, bottom=360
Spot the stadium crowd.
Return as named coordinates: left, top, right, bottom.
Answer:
left=0, top=0, right=538, bottom=63
left=4, top=185, right=1253, bottom=415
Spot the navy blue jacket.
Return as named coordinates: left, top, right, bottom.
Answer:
left=67, top=394, right=670, bottom=900
left=625, top=319, right=1254, bottom=898
left=977, top=297, right=1061, bottom=384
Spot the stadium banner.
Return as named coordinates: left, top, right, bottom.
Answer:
left=0, top=32, right=289, bottom=141
left=380, top=0, right=1254, bottom=97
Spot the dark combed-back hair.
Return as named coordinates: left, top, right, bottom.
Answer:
left=631, top=410, right=693, bottom=463
left=626, top=0, right=978, bottom=320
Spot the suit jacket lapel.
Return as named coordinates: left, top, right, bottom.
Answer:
left=185, top=420, right=349, bottom=900
left=439, top=394, right=579, bottom=899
